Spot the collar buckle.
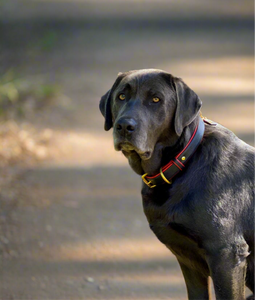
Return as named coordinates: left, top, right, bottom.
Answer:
left=142, top=173, right=156, bottom=188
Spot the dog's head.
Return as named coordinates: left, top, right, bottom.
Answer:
left=100, top=69, right=202, bottom=161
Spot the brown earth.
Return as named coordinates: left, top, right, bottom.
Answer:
left=0, top=1, right=254, bottom=299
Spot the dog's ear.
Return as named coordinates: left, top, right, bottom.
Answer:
left=173, top=77, right=202, bottom=136
left=99, top=89, right=112, bottom=131
left=99, top=73, right=125, bottom=131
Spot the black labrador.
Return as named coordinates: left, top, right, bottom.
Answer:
left=99, top=69, right=254, bottom=300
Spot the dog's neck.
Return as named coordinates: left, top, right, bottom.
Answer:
left=125, top=117, right=199, bottom=176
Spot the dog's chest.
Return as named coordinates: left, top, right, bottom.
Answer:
left=145, top=212, right=197, bottom=252
left=142, top=189, right=193, bottom=245
left=142, top=192, right=207, bottom=270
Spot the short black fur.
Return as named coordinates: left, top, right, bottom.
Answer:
left=99, top=69, right=254, bottom=300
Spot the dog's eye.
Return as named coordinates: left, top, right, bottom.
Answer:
left=152, top=97, right=160, bottom=103
left=118, top=94, right=126, bottom=101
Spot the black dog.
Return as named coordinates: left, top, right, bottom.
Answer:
left=99, top=69, right=254, bottom=300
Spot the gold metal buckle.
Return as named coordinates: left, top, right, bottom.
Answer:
left=142, top=173, right=156, bottom=188
left=160, top=168, right=172, bottom=184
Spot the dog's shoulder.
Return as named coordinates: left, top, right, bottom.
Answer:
left=202, top=122, right=254, bottom=166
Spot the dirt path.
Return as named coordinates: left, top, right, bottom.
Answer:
left=0, top=1, right=254, bottom=299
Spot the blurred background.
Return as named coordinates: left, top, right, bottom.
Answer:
left=0, top=0, right=254, bottom=299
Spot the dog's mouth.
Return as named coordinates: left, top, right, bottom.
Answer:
left=116, top=142, right=152, bottom=160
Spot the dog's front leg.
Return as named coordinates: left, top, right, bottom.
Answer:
left=206, top=242, right=249, bottom=300
left=178, top=261, right=210, bottom=300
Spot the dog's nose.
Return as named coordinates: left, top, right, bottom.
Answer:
left=116, top=118, right=137, bottom=135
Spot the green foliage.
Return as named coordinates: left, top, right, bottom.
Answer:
left=35, top=84, right=59, bottom=99
left=0, top=70, right=59, bottom=119
left=38, top=31, right=58, bottom=52
left=0, top=70, right=19, bottom=102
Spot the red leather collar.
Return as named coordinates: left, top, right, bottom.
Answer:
left=142, top=117, right=214, bottom=188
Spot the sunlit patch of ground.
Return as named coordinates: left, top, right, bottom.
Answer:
left=170, top=56, right=253, bottom=76
left=35, top=238, right=172, bottom=262
left=187, top=76, right=253, bottom=96
left=44, top=131, right=127, bottom=167
left=205, top=101, right=254, bottom=133
left=162, top=56, right=254, bottom=96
